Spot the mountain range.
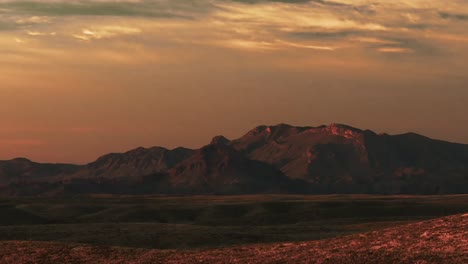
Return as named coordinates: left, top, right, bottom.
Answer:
left=1, top=123, right=467, bottom=196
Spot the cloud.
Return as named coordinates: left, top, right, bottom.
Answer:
left=219, top=38, right=336, bottom=51
left=72, top=25, right=141, bottom=41
left=283, top=42, right=335, bottom=50
left=229, top=0, right=348, bottom=7
left=16, top=16, right=51, bottom=25
left=1, top=0, right=467, bottom=63
left=213, top=2, right=388, bottom=35
left=286, top=29, right=435, bottom=55
left=377, top=47, right=414, bottom=54
left=0, top=0, right=200, bottom=19
left=26, top=30, right=56, bottom=36
left=0, top=15, right=51, bottom=32
left=288, top=30, right=360, bottom=40
left=353, top=37, right=400, bottom=45
left=439, top=11, right=468, bottom=21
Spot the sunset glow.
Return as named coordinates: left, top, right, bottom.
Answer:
left=1, top=0, right=468, bottom=163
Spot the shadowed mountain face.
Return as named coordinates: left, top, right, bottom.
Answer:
left=230, top=124, right=468, bottom=194
left=59, top=140, right=301, bottom=196
left=166, top=139, right=298, bottom=194
left=71, top=147, right=194, bottom=179
left=1, top=124, right=468, bottom=196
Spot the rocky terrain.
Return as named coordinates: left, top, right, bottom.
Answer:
left=230, top=124, right=468, bottom=194
left=0, top=213, right=466, bottom=263
left=1, top=123, right=468, bottom=195
left=72, top=147, right=194, bottom=179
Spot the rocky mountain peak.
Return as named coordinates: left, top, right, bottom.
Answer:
left=322, top=123, right=365, bottom=139
left=210, top=135, right=231, bottom=145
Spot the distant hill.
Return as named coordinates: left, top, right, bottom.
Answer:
left=0, top=158, right=81, bottom=186
left=1, top=123, right=468, bottom=196
left=70, top=146, right=194, bottom=179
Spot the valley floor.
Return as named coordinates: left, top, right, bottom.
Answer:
left=0, top=213, right=466, bottom=264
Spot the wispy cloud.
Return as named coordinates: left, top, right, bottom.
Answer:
left=1, top=0, right=468, bottom=62
left=16, top=16, right=51, bottom=25
left=0, top=0, right=202, bottom=19
left=377, top=47, right=414, bottom=54
left=229, top=0, right=348, bottom=7
left=72, top=25, right=141, bottom=41
left=26, top=30, right=56, bottom=36
left=439, top=11, right=468, bottom=21
left=218, top=38, right=336, bottom=51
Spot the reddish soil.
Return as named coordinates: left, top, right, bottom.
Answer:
left=1, top=214, right=467, bottom=264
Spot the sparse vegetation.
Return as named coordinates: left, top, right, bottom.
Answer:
left=0, top=195, right=466, bottom=250
left=0, top=212, right=466, bottom=263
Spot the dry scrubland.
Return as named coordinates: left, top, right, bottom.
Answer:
left=0, top=195, right=467, bottom=263
left=0, top=213, right=466, bottom=264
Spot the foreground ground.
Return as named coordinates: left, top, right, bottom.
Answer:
left=1, top=195, right=467, bottom=249
left=0, top=213, right=466, bottom=263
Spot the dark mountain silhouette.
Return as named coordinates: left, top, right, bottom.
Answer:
left=59, top=139, right=300, bottom=195
left=69, top=146, right=194, bottom=179
left=0, top=158, right=81, bottom=186
left=1, top=123, right=468, bottom=196
left=165, top=138, right=299, bottom=194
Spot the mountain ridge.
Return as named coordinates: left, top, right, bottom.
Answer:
left=1, top=123, right=467, bottom=196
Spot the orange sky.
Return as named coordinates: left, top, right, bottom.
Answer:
left=1, top=0, right=468, bottom=164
